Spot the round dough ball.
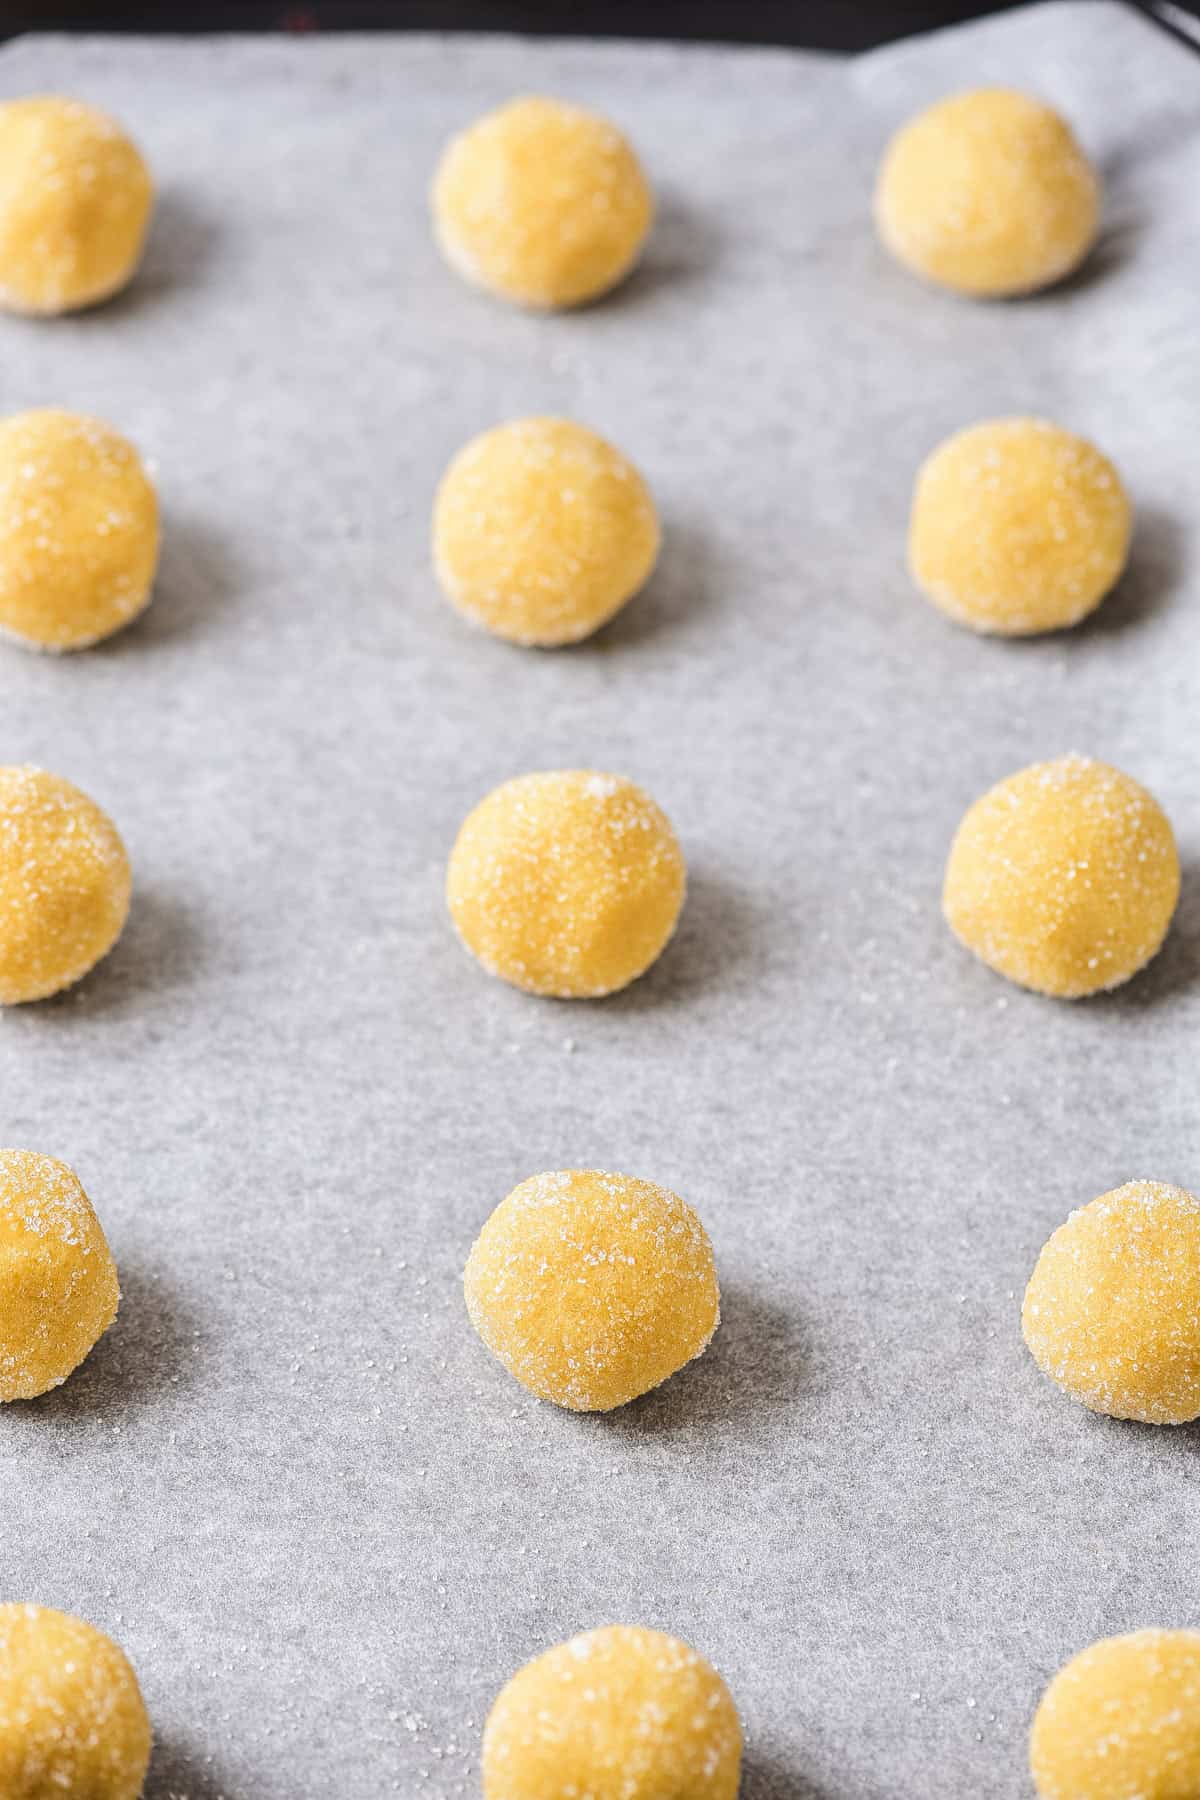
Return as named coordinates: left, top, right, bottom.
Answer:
left=433, top=417, right=659, bottom=647
left=0, top=409, right=160, bottom=650
left=943, top=755, right=1179, bottom=998
left=0, top=1150, right=119, bottom=1401
left=909, top=418, right=1131, bottom=635
left=432, top=95, right=653, bottom=309
left=0, top=96, right=153, bottom=315
left=483, top=1625, right=742, bottom=1800
left=447, top=771, right=685, bottom=998
left=0, top=765, right=132, bottom=1004
left=465, top=1169, right=720, bottom=1412
left=0, top=1603, right=150, bottom=1798
left=1023, top=1180, right=1200, bottom=1424
left=875, top=88, right=1099, bottom=297
left=1031, top=1630, right=1200, bottom=1799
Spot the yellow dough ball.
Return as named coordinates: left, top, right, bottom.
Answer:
left=875, top=88, right=1099, bottom=297
left=432, top=95, right=653, bottom=309
left=0, top=1150, right=119, bottom=1401
left=0, top=410, right=160, bottom=651
left=447, top=771, right=685, bottom=998
left=1031, top=1630, right=1200, bottom=1799
left=943, top=755, right=1179, bottom=998
left=0, top=96, right=153, bottom=315
left=1023, top=1180, right=1200, bottom=1424
left=0, top=1603, right=151, bottom=1798
left=465, top=1169, right=720, bottom=1412
left=433, top=417, right=659, bottom=647
left=909, top=418, right=1131, bottom=635
left=0, top=765, right=132, bottom=1004
left=483, top=1625, right=742, bottom=1800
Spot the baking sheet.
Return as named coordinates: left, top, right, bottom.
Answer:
left=0, top=4, right=1197, bottom=1794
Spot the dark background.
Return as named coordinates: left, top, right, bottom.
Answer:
left=3, top=0, right=1199, bottom=48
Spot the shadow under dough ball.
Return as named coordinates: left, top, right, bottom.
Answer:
left=875, top=87, right=1099, bottom=297
left=0, top=1603, right=151, bottom=1800
left=1031, top=1630, right=1200, bottom=1800
left=943, top=754, right=1179, bottom=997
left=464, top=1169, right=720, bottom=1412
left=482, top=1625, right=742, bottom=1800
left=0, top=95, right=153, bottom=315
left=432, top=94, right=653, bottom=309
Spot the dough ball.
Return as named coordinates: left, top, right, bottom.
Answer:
left=0, top=1150, right=119, bottom=1401
left=0, top=765, right=132, bottom=1004
left=432, top=95, right=653, bottom=309
left=0, top=1603, right=150, bottom=1798
left=483, top=1625, right=742, bottom=1800
left=1023, top=1180, right=1200, bottom=1424
left=447, top=771, right=685, bottom=998
left=433, top=417, right=659, bottom=647
left=0, top=409, right=160, bottom=650
left=1031, top=1630, right=1200, bottom=1799
left=465, top=1169, right=720, bottom=1412
left=909, top=418, right=1131, bottom=635
left=0, top=96, right=153, bottom=315
left=875, top=88, right=1099, bottom=297
left=943, top=755, right=1179, bottom=998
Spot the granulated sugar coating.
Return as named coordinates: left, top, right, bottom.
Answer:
left=432, top=95, right=653, bottom=310
left=1031, top=1630, right=1200, bottom=1799
left=447, top=771, right=685, bottom=998
left=464, top=1170, right=720, bottom=1412
left=482, top=1625, right=742, bottom=1799
left=0, top=765, right=132, bottom=1004
left=0, top=1149, right=119, bottom=1402
left=433, top=417, right=660, bottom=646
left=0, top=96, right=153, bottom=315
left=0, top=1603, right=150, bottom=1798
left=1023, top=1181, right=1200, bottom=1425
left=874, top=88, right=1099, bottom=298
left=909, top=418, right=1131, bottom=635
left=0, top=410, right=160, bottom=651
left=943, top=755, right=1179, bottom=998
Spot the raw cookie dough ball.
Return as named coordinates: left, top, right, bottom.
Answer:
left=0, top=409, right=160, bottom=650
left=0, top=96, right=153, bottom=315
left=465, top=1169, right=720, bottom=1412
left=909, top=418, right=1131, bottom=635
left=433, top=417, right=659, bottom=647
left=0, top=1603, right=151, bottom=1798
left=432, top=95, right=653, bottom=309
left=943, top=755, right=1179, bottom=998
left=1031, top=1630, right=1200, bottom=1799
left=1023, top=1180, right=1200, bottom=1423
left=447, top=771, right=685, bottom=998
left=875, top=88, right=1099, bottom=297
left=0, top=765, right=132, bottom=1004
left=0, top=1150, right=119, bottom=1401
left=483, top=1625, right=742, bottom=1800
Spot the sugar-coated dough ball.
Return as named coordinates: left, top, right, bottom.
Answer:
left=1023, top=1180, right=1200, bottom=1424
left=1031, top=1630, right=1200, bottom=1799
left=909, top=418, right=1131, bottom=635
left=0, top=96, right=153, bottom=315
left=0, top=1150, right=119, bottom=1401
left=483, top=1625, right=741, bottom=1800
left=943, top=755, right=1179, bottom=998
left=0, top=410, right=159, bottom=650
left=465, top=1170, right=719, bottom=1412
left=0, top=1603, right=150, bottom=1798
left=0, top=765, right=131, bottom=1004
left=876, top=88, right=1098, bottom=298
left=433, top=417, right=659, bottom=647
left=447, top=771, right=685, bottom=998
left=433, top=95, right=653, bottom=309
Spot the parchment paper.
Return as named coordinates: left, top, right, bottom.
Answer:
left=0, top=4, right=1197, bottom=1794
